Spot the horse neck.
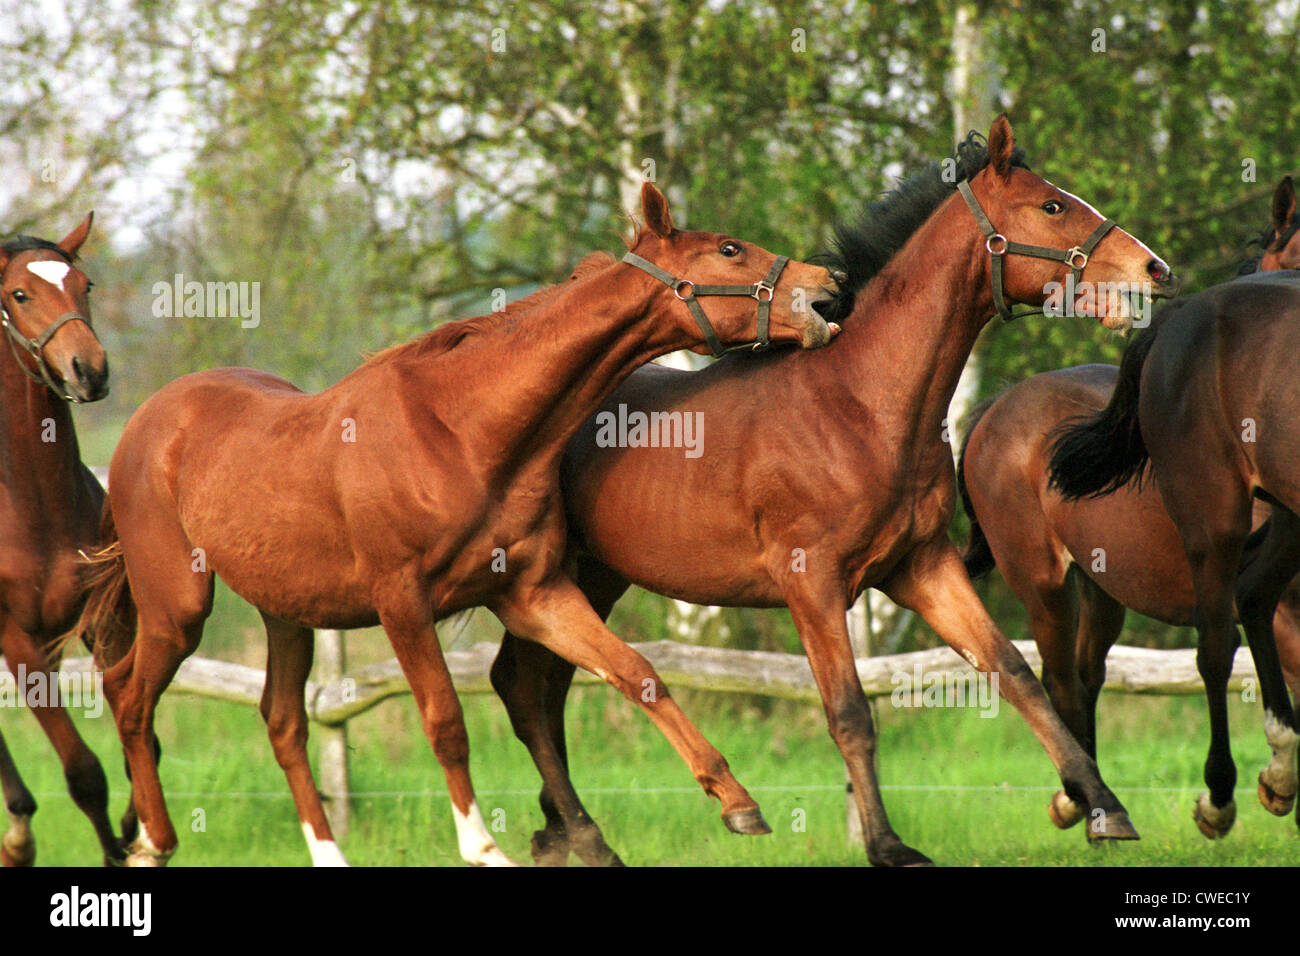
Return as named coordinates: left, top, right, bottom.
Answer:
left=0, top=352, right=83, bottom=509
left=400, top=265, right=692, bottom=469
left=819, top=195, right=994, bottom=443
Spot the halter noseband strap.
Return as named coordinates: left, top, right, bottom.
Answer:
left=621, top=251, right=789, bottom=357
left=957, top=179, right=1116, bottom=322
left=0, top=305, right=97, bottom=403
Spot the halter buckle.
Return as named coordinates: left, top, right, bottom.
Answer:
left=752, top=281, right=775, bottom=303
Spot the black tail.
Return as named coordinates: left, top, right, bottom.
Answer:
left=956, top=396, right=999, bottom=579
left=1048, top=321, right=1163, bottom=500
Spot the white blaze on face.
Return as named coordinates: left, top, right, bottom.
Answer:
left=1050, top=181, right=1164, bottom=265
left=452, top=800, right=515, bottom=866
left=26, top=260, right=71, bottom=291
left=300, top=822, right=350, bottom=867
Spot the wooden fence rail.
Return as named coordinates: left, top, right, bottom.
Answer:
left=55, top=638, right=1259, bottom=723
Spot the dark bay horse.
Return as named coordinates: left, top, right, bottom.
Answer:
left=1050, top=265, right=1300, bottom=842
left=69, top=183, right=838, bottom=866
left=0, top=214, right=119, bottom=865
left=959, top=175, right=1300, bottom=839
left=490, top=116, right=1177, bottom=866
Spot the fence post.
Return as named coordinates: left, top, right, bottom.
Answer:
left=845, top=594, right=872, bottom=846
left=316, top=629, right=351, bottom=842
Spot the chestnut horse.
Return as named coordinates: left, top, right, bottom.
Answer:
left=489, top=116, right=1176, bottom=866
left=0, top=214, right=119, bottom=865
left=1049, top=264, right=1300, bottom=842
left=69, top=183, right=838, bottom=866
left=959, top=175, right=1300, bottom=839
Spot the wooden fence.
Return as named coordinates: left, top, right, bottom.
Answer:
left=52, top=636, right=1258, bottom=840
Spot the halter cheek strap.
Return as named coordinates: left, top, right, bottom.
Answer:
left=0, top=304, right=97, bottom=403
left=621, top=251, right=789, bottom=357
left=957, top=179, right=1116, bottom=322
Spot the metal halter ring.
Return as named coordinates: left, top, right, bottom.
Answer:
left=673, top=279, right=695, bottom=300
left=1066, top=247, right=1089, bottom=270
left=986, top=234, right=1008, bottom=256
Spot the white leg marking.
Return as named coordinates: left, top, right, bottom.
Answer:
left=26, top=260, right=70, bottom=290
left=453, top=800, right=515, bottom=867
left=125, top=822, right=171, bottom=867
left=1262, top=710, right=1300, bottom=796
left=2, top=813, right=34, bottom=861
left=1195, top=791, right=1237, bottom=829
left=300, top=822, right=350, bottom=867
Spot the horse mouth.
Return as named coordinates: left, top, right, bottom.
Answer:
left=803, top=291, right=841, bottom=347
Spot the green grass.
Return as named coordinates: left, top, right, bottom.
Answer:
left=6, top=661, right=1300, bottom=867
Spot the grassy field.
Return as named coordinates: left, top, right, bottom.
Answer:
left=7, top=645, right=1300, bottom=867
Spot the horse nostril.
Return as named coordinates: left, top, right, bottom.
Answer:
left=1147, top=259, right=1170, bottom=284
left=71, top=357, right=86, bottom=382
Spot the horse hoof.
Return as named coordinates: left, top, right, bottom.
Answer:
left=124, top=851, right=168, bottom=867
left=0, top=841, right=35, bottom=867
left=723, top=807, right=772, bottom=835
left=1048, top=791, right=1085, bottom=829
left=571, top=828, right=625, bottom=868
left=1258, top=773, right=1296, bottom=817
left=530, top=829, right=570, bottom=867
left=1087, top=808, right=1140, bottom=841
left=1193, top=793, right=1236, bottom=839
left=868, top=843, right=933, bottom=867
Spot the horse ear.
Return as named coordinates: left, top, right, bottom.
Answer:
left=57, top=212, right=94, bottom=259
left=1272, top=176, right=1296, bottom=236
left=641, top=182, right=675, bottom=238
left=987, top=114, right=1015, bottom=181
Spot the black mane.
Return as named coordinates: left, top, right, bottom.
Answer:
left=1, top=235, right=72, bottom=260
left=1238, top=218, right=1300, bottom=276
left=816, top=131, right=1028, bottom=322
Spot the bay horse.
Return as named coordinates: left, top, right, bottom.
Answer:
left=489, top=115, right=1176, bottom=866
left=1049, top=263, right=1300, bottom=843
left=0, top=214, right=120, bottom=865
left=69, top=183, right=839, bottom=866
left=959, top=175, right=1300, bottom=839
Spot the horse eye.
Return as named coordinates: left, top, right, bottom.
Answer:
left=720, top=241, right=741, bottom=257
left=1042, top=200, right=1064, bottom=215
left=11, top=289, right=27, bottom=303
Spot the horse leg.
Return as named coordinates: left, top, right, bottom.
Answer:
left=1172, top=524, right=1249, bottom=838
left=880, top=539, right=1137, bottom=840
left=0, top=730, right=37, bottom=866
left=1233, top=506, right=1300, bottom=820
left=117, top=735, right=159, bottom=852
left=490, top=556, right=627, bottom=866
left=1049, top=577, right=1126, bottom=832
left=493, top=633, right=622, bottom=866
left=1011, top=570, right=1090, bottom=830
left=782, top=577, right=930, bottom=865
left=0, top=617, right=120, bottom=865
left=494, top=574, right=768, bottom=835
left=102, top=537, right=212, bottom=867
left=1074, top=578, right=1125, bottom=762
left=259, top=614, right=348, bottom=866
left=377, top=596, right=512, bottom=866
